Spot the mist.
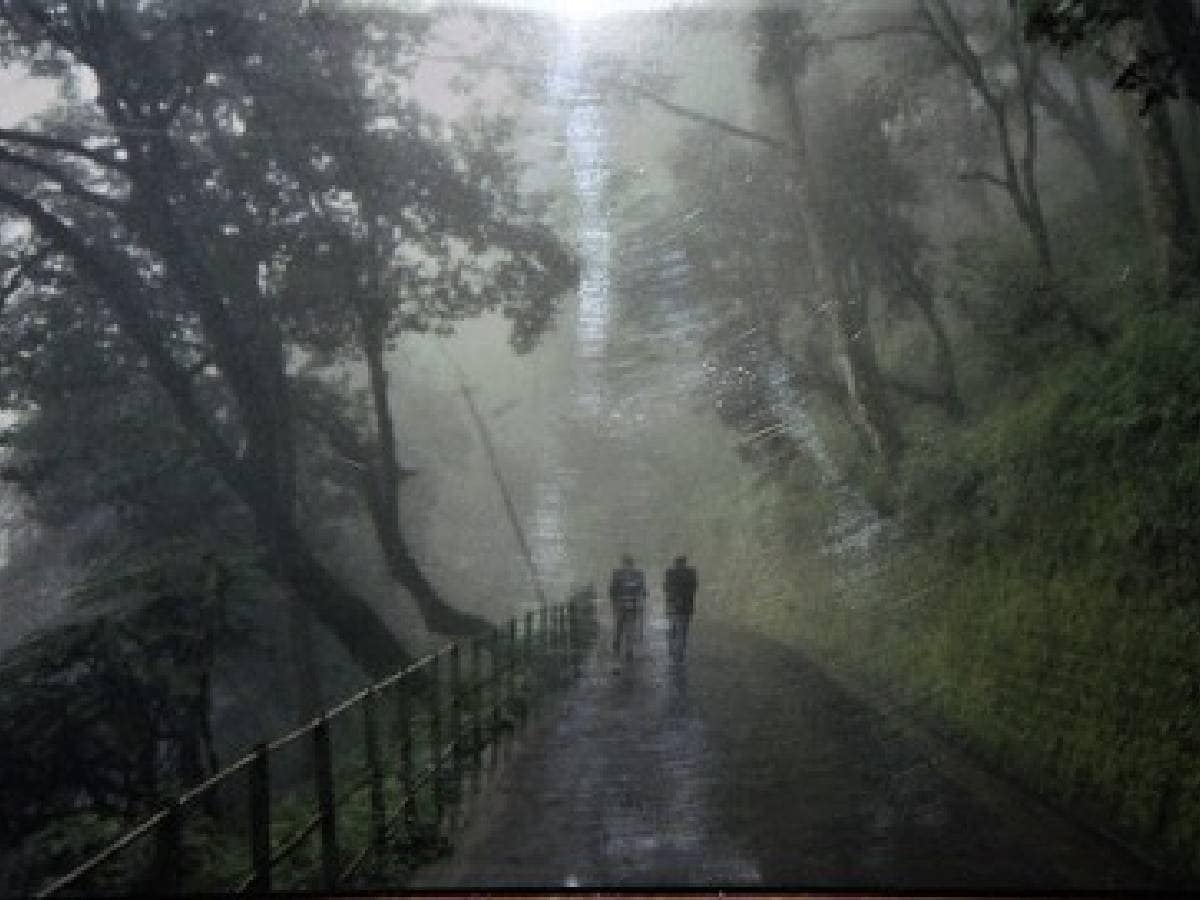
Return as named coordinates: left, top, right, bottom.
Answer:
left=1, top=0, right=1198, bottom=893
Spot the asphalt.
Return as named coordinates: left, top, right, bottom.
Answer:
left=412, top=605, right=1161, bottom=892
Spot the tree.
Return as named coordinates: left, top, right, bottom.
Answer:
left=1024, top=0, right=1198, bottom=297
left=280, top=115, right=575, bottom=633
left=1023, top=0, right=1200, bottom=109
left=750, top=5, right=906, bottom=480
left=564, top=5, right=965, bottom=486
left=0, top=541, right=262, bottom=894
left=0, top=1, right=576, bottom=676
left=918, top=0, right=1056, bottom=272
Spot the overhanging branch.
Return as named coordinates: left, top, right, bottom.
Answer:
left=419, top=52, right=792, bottom=153
left=625, top=85, right=792, bottom=152
left=0, top=245, right=54, bottom=310
left=0, top=128, right=128, bottom=171
left=0, top=183, right=249, bottom=502
left=0, top=146, right=127, bottom=215
left=959, top=168, right=1013, bottom=191
left=827, top=24, right=931, bottom=43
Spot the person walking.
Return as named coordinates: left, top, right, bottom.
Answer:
left=663, top=555, right=698, bottom=665
left=609, top=554, right=646, bottom=665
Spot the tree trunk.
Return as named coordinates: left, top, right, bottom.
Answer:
left=774, top=67, right=902, bottom=480
left=1150, top=0, right=1200, bottom=105
left=1013, top=25, right=1056, bottom=275
left=897, top=268, right=965, bottom=419
left=1036, top=66, right=1125, bottom=193
left=285, top=595, right=323, bottom=719
left=0, top=183, right=416, bottom=680
left=269, top=511, right=412, bottom=679
left=1123, top=91, right=1196, bottom=301
left=361, top=320, right=492, bottom=636
left=835, top=264, right=904, bottom=477
left=1071, top=70, right=1125, bottom=190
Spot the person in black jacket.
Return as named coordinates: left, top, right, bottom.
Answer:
left=663, top=555, right=697, bottom=664
left=609, top=554, right=646, bottom=662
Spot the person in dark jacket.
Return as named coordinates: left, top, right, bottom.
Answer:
left=609, top=554, right=646, bottom=663
left=663, top=555, right=698, bottom=664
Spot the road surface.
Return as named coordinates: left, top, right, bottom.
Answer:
left=414, top=605, right=1160, bottom=891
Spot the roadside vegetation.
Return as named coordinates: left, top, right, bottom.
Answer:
left=658, top=2, right=1200, bottom=878
left=3, top=0, right=1200, bottom=890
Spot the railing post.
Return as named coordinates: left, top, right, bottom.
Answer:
left=558, top=605, right=568, bottom=677
left=248, top=743, right=271, bottom=894
left=449, top=644, right=463, bottom=798
left=539, top=605, right=551, bottom=687
left=398, top=687, right=417, bottom=830
left=507, top=618, right=517, bottom=708
left=363, top=687, right=386, bottom=864
left=152, top=798, right=183, bottom=895
left=428, top=654, right=444, bottom=827
left=490, top=628, right=502, bottom=762
left=523, top=610, right=535, bottom=715
left=313, top=715, right=339, bottom=891
left=524, top=609, right=534, bottom=665
left=554, top=605, right=564, bottom=683
left=470, top=637, right=483, bottom=789
left=568, top=599, right=580, bottom=677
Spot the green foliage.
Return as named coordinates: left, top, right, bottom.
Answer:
left=904, top=292, right=1200, bottom=603
left=0, top=539, right=264, bottom=891
left=1023, top=0, right=1200, bottom=109
left=11, top=601, right=595, bottom=894
left=0, top=0, right=577, bottom=675
left=789, top=191, right=1200, bottom=878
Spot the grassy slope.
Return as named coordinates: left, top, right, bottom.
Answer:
left=729, top=211, right=1200, bottom=880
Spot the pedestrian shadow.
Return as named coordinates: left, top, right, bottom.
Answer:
left=667, top=662, right=689, bottom=716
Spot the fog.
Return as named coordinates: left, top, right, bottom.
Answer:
left=2, top=0, right=1198, bottom=892
left=313, top=7, right=785, bottom=644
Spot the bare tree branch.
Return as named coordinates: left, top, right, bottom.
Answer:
left=0, top=245, right=53, bottom=311
left=420, top=52, right=792, bottom=152
left=625, top=84, right=791, bottom=151
left=959, top=168, right=1012, bottom=191
left=0, top=128, right=127, bottom=171
left=827, top=24, right=931, bottom=44
left=438, top=340, right=549, bottom=608
left=885, top=375, right=962, bottom=415
left=0, top=146, right=127, bottom=215
left=0, top=182, right=248, bottom=500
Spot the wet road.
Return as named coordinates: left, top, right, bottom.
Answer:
left=413, top=606, right=1158, bottom=892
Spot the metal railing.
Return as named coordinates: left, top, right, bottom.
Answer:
left=35, top=596, right=595, bottom=896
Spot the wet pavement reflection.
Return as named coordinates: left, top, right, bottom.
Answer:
left=416, top=608, right=761, bottom=888
left=415, top=603, right=1159, bottom=891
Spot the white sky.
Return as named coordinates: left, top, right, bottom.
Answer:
left=0, top=70, right=59, bottom=126
left=446, top=0, right=692, bottom=18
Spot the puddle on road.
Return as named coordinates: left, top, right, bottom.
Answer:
left=544, top=608, right=761, bottom=887
left=417, top=606, right=761, bottom=889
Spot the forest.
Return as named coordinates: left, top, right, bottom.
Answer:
left=0, top=0, right=1198, bottom=892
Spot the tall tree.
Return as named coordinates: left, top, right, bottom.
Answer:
left=0, top=1, right=576, bottom=675
left=751, top=5, right=905, bottom=478
left=1024, top=0, right=1198, bottom=297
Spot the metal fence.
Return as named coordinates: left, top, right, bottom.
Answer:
left=35, top=596, right=595, bottom=896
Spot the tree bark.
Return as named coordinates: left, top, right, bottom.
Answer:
left=1035, top=66, right=1124, bottom=192
left=354, top=215, right=492, bottom=636
left=1122, top=91, right=1196, bottom=301
left=834, top=264, right=904, bottom=476
left=0, top=185, right=413, bottom=680
left=1150, top=0, right=1200, bottom=106
left=894, top=266, right=965, bottom=420
left=360, top=324, right=493, bottom=636
left=923, top=0, right=1055, bottom=273
left=772, top=63, right=902, bottom=480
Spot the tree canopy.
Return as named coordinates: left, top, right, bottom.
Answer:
left=0, top=0, right=578, bottom=676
